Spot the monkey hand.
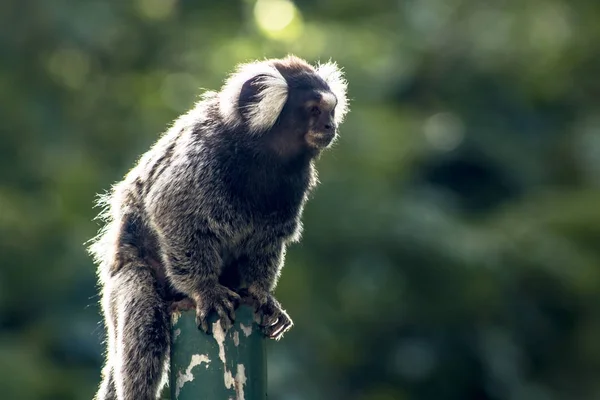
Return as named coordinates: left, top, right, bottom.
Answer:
left=192, top=284, right=241, bottom=334
left=241, top=287, right=293, bottom=340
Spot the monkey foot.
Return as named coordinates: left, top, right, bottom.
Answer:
left=241, top=289, right=293, bottom=340
left=193, top=285, right=241, bottom=334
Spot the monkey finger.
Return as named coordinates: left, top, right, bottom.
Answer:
left=264, top=320, right=286, bottom=340
left=230, top=293, right=241, bottom=310
left=269, top=325, right=285, bottom=340
left=225, top=290, right=242, bottom=309
left=224, top=296, right=240, bottom=314
left=226, top=303, right=236, bottom=323
left=196, top=313, right=210, bottom=334
left=220, top=317, right=233, bottom=332
left=218, top=297, right=236, bottom=321
left=195, top=305, right=214, bottom=334
left=257, top=316, right=277, bottom=334
left=258, top=310, right=280, bottom=330
left=268, top=317, right=293, bottom=340
left=214, top=305, right=233, bottom=331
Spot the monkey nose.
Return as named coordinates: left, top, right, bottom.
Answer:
left=322, top=119, right=336, bottom=132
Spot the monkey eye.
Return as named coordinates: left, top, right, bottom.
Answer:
left=309, top=106, right=321, bottom=116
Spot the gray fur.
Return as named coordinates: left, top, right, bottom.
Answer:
left=89, top=55, right=348, bottom=399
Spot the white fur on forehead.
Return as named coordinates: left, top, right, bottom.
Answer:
left=316, top=61, right=349, bottom=125
left=319, top=91, right=337, bottom=110
left=218, top=61, right=289, bottom=134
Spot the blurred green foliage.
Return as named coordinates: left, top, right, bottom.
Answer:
left=2, top=0, right=600, bottom=399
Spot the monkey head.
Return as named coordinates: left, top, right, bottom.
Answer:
left=217, top=55, right=349, bottom=158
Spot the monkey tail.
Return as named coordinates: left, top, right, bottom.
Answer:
left=98, top=263, right=170, bottom=400
left=94, top=209, right=171, bottom=399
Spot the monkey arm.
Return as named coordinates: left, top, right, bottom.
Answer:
left=241, top=240, right=286, bottom=298
left=155, top=221, right=241, bottom=332
left=160, top=229, right=222, bottom=295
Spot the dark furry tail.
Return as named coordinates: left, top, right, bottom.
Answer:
left=96, top=265, right=170, bottom=400
left=91, top=206, right=170, bottom=400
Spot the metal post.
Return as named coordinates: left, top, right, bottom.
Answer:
left=170, top=305, right=267, bottom=400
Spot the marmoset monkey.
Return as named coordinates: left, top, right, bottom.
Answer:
left=89, top=55, right=348, bottom=399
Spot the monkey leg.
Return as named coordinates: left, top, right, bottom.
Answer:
left=110, top=266, right=170, bottom=400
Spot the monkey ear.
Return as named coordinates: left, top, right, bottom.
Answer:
left=219, top=62, right=289, bottom=134
left=316, top=61, right=349, bottom=125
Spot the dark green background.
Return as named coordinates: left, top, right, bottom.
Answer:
left=2, top=0, right=600, bottom=399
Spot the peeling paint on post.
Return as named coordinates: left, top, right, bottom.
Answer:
left=170, top=305, right=267, bottom=400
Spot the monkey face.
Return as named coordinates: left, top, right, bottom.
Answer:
left=264, top=87, right=340, bottom=158
left=302, top=91, right=338, bottom=149
left=219, top=55, right=348, bottom=158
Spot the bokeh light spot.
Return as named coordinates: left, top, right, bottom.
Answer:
left=47, top=48, right=90, bottom=90
left=254, top=0, right=303, bottom=41
left=423, top=112, right=465, bottom=152
left=136, top=0, right=176, bottom=20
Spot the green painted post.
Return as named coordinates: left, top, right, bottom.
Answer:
left=170, top=305, right=267, bottom=400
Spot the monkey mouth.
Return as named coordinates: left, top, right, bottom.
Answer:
left=306, top=131, right=335, bottom=148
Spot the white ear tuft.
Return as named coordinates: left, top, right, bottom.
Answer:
left=219, top=61, right=289, bottom=134
left=316, top=61, right=349, bottom=125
